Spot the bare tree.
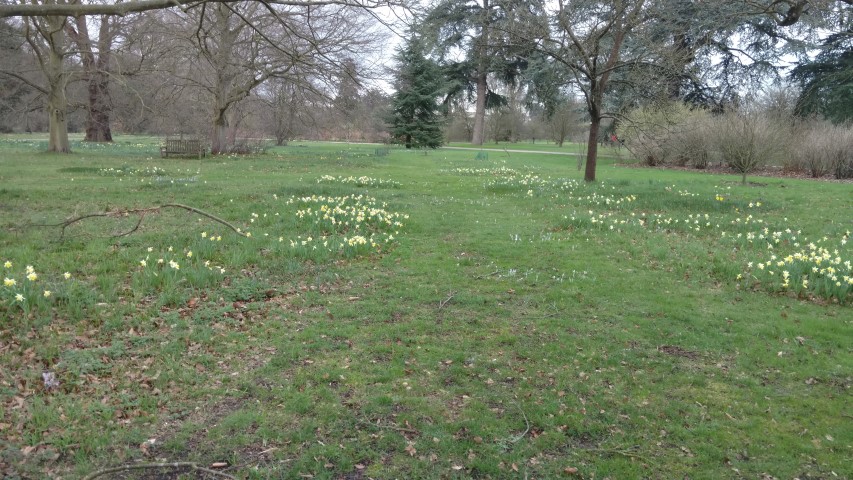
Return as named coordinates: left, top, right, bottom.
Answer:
left=0, top=19, right=42, bottom=132
left=540, top=0, right=653, bottom=181
left=64, top=14, right=122, bottom=142
left=160, top=1, right=380, bottom=153
left=22, top=6, right=71, bottom=152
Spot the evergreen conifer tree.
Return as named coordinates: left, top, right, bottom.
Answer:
left=388, top=36, right=445, bottom=149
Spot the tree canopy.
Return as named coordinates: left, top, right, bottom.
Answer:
left=792, top=29, right=853, bottom=124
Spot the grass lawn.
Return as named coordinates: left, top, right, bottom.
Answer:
left=0, top=137, right=850, bottom=479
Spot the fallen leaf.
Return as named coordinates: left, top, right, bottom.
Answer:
left=210, top=462, right=229, bottom=468
left=511, top=463, right=519, bottom=472
left=564, top=466, right=579, bottom=475
left=405, top=444, right=417, bottom=456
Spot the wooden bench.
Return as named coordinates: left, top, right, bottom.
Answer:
left=160, top=138, right=206, bottom=158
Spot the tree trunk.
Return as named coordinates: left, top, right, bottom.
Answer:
left=47, top=82, right=70, bottom=153
left=85, top=70, right=112, bottom=142
left=71, top=15, right=113, bottom=142
left=45, top=17, right=70, bottom=153
left=471, top=72, right=487, bottom=145
left=211, top=113, right=228, bottom=154
left=585, top=114, right=600, bottom=182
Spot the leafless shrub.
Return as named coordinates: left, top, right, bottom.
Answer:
left=672, top=116, right=714, bottom=169
left=618, top=103, right=714, bottom=168
left=617, top=103, right=685, bottom=166
left=788, top=121, right=853, bottom=178
left=713, top=112, right=788, bottom=184
left=790, top=123, right=833, bottom=177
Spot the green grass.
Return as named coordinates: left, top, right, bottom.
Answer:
left=0, top=137, right=850, bottom=479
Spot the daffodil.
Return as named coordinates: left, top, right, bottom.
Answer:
left=43, top=290, right=51, bottom=298
left=63, top=272, right=71, bottom=279
left=3, top=277, right=15, bottom=287
left=15, top=293, right=24, bottom=302
left=3, top=261, right=11, bottom=269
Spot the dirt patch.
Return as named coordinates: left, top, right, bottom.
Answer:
left=657, top=345, right=701, bottom=360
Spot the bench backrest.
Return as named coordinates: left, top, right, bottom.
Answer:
left=165, top=139, right=201, bottom=151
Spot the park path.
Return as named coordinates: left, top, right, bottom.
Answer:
left=442, top=146, right=582, bottom=156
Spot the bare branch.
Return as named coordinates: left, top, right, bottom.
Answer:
left=0, top=70, right=48, bottom=94
left=35, top=204, right=249, bottom=240
left=0, top=0, right=404, bottom=18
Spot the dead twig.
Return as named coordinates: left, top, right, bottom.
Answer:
left=577, top=446, right=651, bottom=464
left=438, top=290, right=457, bottom=310
left=474, top=270, right=501, bottom=279
left=509, top=399, right=531, bottom=443
left=82, top=462, right=236, bottom=480
left=357, top=418, right=420, bottom=435
left=35, top=203, right=248, bottom=240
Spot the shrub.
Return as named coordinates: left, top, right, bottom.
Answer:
left=672, top=115, right=714, bottom=169
left=828, top=126, right=853, bottom=179
left=788, top=121, right=853, bottom=178
left=713, top=112, right=787, bottom=184
left=617, top=102, right=713, bottom=167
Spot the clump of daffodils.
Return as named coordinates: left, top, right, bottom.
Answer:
left=444, top=166, right=521, bottom=176
left=1, top=261, right=75, bottom=314
left=738, top=231, right=852, bottom=303
left=316, top=175, right=401, bottom=188
left=279, top=194, right=408, bottom=259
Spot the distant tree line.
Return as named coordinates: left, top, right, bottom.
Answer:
left=1, top=0, right=850, bottom=180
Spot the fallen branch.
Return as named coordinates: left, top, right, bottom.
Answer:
left=114, top=210, right=146, bottom=238
left=82, top=461, right=236, bottom=480
left=35, top=203, right=248, bottom=240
